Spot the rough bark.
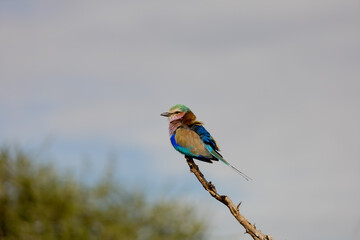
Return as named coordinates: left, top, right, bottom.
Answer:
left=185, top=156, right=273, bottom=240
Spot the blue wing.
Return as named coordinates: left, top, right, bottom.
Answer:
left=190, top=124, right=220, bottom=151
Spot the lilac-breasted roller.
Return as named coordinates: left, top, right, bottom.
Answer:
left=161, top=104, right=251, bottom=181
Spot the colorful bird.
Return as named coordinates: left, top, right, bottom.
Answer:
left=161, top=104, right=251, bottom=181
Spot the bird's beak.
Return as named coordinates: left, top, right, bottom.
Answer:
left=160, top=112, right=171, bottom=117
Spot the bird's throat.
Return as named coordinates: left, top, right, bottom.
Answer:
left=169, top=120, right=182, bottom=135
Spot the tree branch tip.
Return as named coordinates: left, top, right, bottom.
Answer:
left=236, top=201, right=242, bottom=210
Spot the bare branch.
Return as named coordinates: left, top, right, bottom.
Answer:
left=185, top=156, right=273, bottom=240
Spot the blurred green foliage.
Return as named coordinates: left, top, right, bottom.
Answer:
left=0, top=147, right=207, bottom=240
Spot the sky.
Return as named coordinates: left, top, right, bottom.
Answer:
left=1, top=0, right=360, bottom=239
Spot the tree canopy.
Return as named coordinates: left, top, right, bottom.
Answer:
left=0, top=147, right=207, bottom=240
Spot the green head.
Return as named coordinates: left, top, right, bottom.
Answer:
left=169, top=104, right=190, bottom=113
left=160, top=104, right=191, bottom=120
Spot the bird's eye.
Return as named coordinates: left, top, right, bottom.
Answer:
left=174, top=111, right=181, bottom=114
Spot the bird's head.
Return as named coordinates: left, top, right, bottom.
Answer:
left=161, top=104, right=194, bottom=123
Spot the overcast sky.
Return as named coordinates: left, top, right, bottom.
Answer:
left=1, top=1, right=360, bottom=239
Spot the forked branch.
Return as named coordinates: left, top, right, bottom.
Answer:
left=185, top=156, right=273, bottom=240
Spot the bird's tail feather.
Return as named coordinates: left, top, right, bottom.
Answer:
left=229, top=165, right=252, bottom=181
left=210, top=149, right=252, bottom=181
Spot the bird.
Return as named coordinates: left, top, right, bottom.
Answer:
left=161, top=104, right=251, bottom=181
